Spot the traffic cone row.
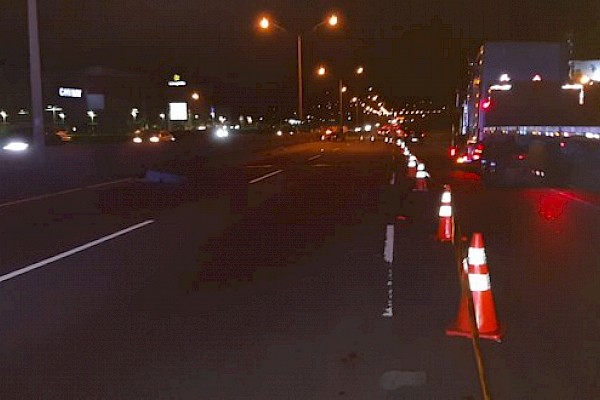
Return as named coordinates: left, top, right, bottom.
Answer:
left=446, top=233, right=504, bottom=342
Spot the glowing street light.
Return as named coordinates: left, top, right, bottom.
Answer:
left=191, top=92, right=200, bottom=101
left=0, top=110, right=7, bottom=124
left=317, top=66, right=326, bottom=76
left=257, top=13, right=339, bottom=121
left=328, top=14, right=339, bottom=26
left=130, top=107, right=139, bottom=121
left=58, top=112, right=66, bottom=124
left=356, top=66, right=364, bottom=75
left=259, top=17, right=269, bottom=30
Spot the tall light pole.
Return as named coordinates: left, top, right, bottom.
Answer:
left=318, top=65, right=364, bottom=137
left=28, top=0, right=44, bottom=149
left=258, top=13, right=339, bottom=122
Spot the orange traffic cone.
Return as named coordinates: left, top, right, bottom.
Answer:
left=413, top=163, right=429, bottom=191
left=407, top=157, right=417, bottom=178
left=446, top=233, right=504, bottom=342
left=437, top=185, right=454, bottom=242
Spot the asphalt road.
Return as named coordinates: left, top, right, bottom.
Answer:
left=0, top=131, right=599, bottom=399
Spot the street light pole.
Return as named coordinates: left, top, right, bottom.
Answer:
left=28, top=0, right=44, bottom=150
left=297, top=34, right=303, bottom=121
left=339, top=79, right=344, bottom=136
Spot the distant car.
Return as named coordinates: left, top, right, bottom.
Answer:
left=132, top=129, right=175, bottom=144
left=319, top=125, right=345, bottom=141
left=405, top=128, right=426, bottom=144
left=274, top=123, right=297, bottom=136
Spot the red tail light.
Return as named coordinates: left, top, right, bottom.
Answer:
left=450, top=147, right=457, bottom=157
left=517, top=154, right=526, bottom=160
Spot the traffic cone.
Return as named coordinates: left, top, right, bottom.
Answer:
left=407, top=156, right=417, bottom=178
left=437, top=185, right=454, bottom=242
left=413, top=163, right=428, bottom=191
left=446, top=233, right=504, bottom=342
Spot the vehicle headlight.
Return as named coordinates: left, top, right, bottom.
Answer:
left=149, top=136, right=159, bottom=143
left=3, top=141, right=29, bottom=151
left=133, top=136, right=143, bottom=143
left=277, top=130, right=283, bottom=136
left=216, top=128, right=229, bottom=138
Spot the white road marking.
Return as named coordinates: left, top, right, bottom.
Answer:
left=0, top=220, right=155, bottom=284
left=390, top=172, right=396, bottom=185
left=248, top=169, right=284, bottom=184
left=245, top=164, right=273, bottom=168
left=553, top=190, right=600, bottom=210
left=333, top=147, right=341, bottom=152
left=382, top=224, right=395, bottom=318
left=0, top=188, right=82, bottom=209
left=307, top=154, right=322, bottom=161
left=312, top=164, right=333, bottom=167
left=87, top=177, right=133, bottom=189
left=0, top=178, right=133, bottom=209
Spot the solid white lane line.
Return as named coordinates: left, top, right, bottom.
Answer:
left=0, top=187, right=82, bottom=209
left=248, top=169, right=284, bottom=184
left=553, top=190, right=600, bottom=210
left=0, top=220, right=155, bottom=284
left=87, top=177, right=133, bottom=189
left=382, top=224, right=395, bottom=318
left=246, top=164, right=273, bottom=168
left=0, top=178, right=133, bottom=209
left=308, top=155, right=322, bottom=161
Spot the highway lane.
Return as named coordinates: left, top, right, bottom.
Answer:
left=0, top=136, right=487, bottom=399
left=5, top=130, right=598, bottom=398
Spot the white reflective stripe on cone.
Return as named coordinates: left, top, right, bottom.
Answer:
left=441, top=191, right=451, bottom=204
left=468, top=247, right=487, bottom=266
left=439, top=205, right=452, bottom=217
left=416, top=170, right=428, bottom=179
left=468, top=273, right=491, bottom=292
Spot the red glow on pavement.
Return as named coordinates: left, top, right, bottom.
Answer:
left=538, top=193, right=568, bottom=221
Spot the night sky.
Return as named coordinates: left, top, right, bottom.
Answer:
left=1, top=0, right=599, bottom=113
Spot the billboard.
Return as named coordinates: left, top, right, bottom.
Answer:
left=169, top=102, right=188, bottom=121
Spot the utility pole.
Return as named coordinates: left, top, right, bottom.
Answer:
left=28, top=0, right=44, bottom=152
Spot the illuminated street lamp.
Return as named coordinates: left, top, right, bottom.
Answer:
left=0, top=110, right=7, bottom=124
left=45, top=105, right=63, bottom=123
left=87, top=110, right=97, bottom=133
left=317, top=65, right=365, bottom=133
left=58, top=112, right=66, bottom=124
left=131, top=108, right=139, bottom=121
left=191, top=92, right=200, bottom=101
left=258, top=12, right=339, bottom=121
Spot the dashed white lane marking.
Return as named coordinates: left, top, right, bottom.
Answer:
left=0, top=220, right=155, bottom=284
left=245, top=164, right=273, bottom=168
left=248, top=169, right=284, bottom=184
left=553, top=190, right=600, bottom=210
left=382, top=224, right=395, bottom=318
left=307, top=154, right=322, bottom=161
left=0, top=178, right=133, bottom=209
left=390, top=172, right=396, bottom=185
left=333, top=147, right=341, bottom=152
left=312, top=164, right=333, bottom=167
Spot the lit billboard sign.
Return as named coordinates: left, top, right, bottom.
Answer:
left=168, top=74, right=187, bottom=87
left=169, top=102, right=188, bottom=121
left=59, top=87, right=83, bottom=98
